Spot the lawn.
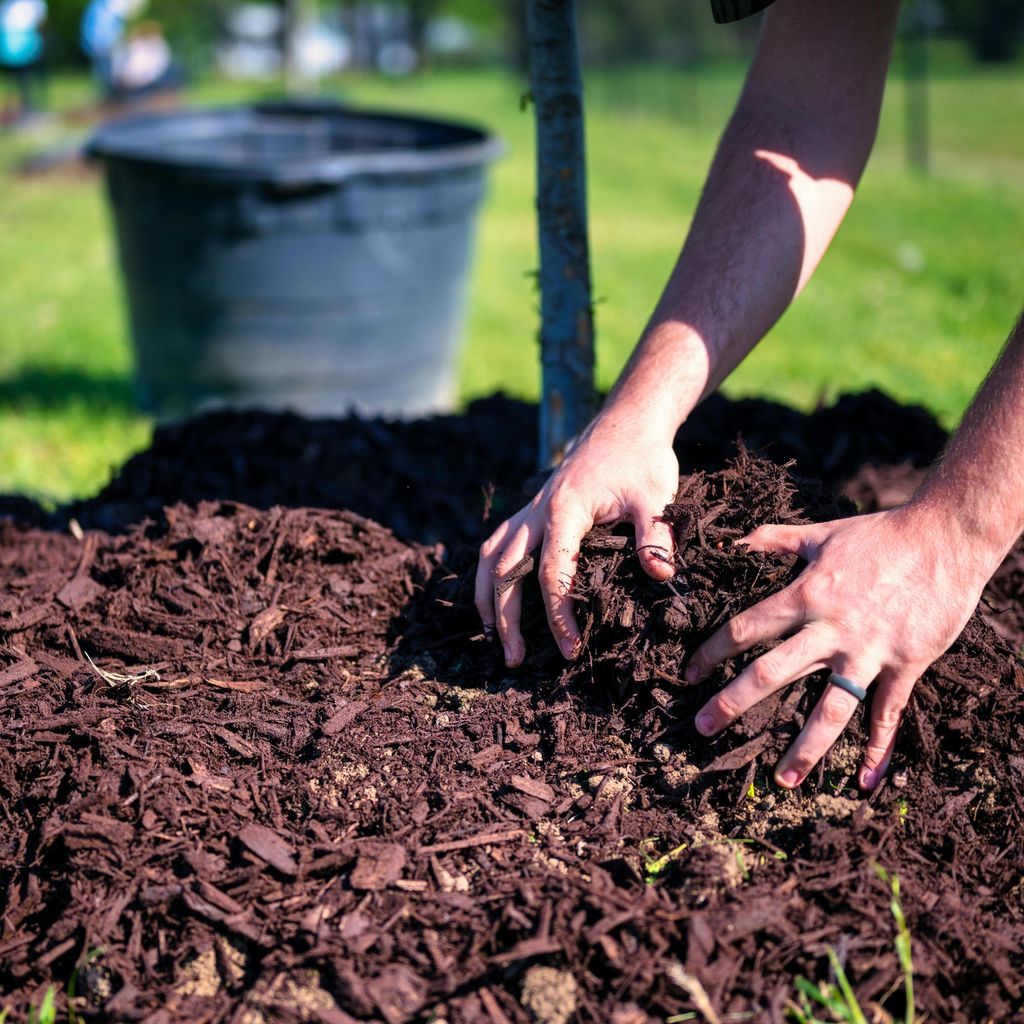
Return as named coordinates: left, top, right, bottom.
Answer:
left=1, top=44, right=1023, bottom=504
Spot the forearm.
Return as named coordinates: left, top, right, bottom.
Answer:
left=604, top=98, right=863, bottom=443
left=911, top=311, right=1024, bottom=580
left=600, top=0, right=899, bottom=443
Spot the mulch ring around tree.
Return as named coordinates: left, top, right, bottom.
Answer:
left=1, top=391, right=1022, bottom=1024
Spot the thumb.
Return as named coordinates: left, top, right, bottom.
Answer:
left=740, top=522, right=824, bottom=558
left=632, top=503, right=675, bottom=580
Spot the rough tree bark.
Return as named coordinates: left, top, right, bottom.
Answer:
left=527, top=0, right=596, bottom=469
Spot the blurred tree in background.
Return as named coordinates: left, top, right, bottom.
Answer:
left=37, top=0, right=1024, bottom=72
left=943, top=0, right=1024, bottom=61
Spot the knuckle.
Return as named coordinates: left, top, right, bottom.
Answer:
left=819, top=691, right=854, bottom=729
left=806, top=569, right=841, bottom=607
left=794, top=578, right=830, bottom=618
left=796, top=576, right=826, bottom=611
left=546, top=487, right=571, bottom=519
left=493, top=556, right=516, bottom=580
left=539, top=567, right=572, bottom=599
left=863, top=741, right=889, bottom=763
left=726, top=615, right=749, bottom=647
left=785, top=583, right=812, bottom=621
left=872, top=703, right=904, bottom=732
left=715, top=690, right=743, bottom=722
left=751, top=656, right=782, bottom=689
left=537, top=555, right=561, bottom=587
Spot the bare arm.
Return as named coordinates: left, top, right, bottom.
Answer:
left=476, top=0, right=901, bottom=666
left=914, top=317, right=1024, bottom=570
left=617, top=0, right=900, bottom=441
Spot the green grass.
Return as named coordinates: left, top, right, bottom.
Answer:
left=2, top=43, right=1023, bottom=503
left=787, top=866, right=915, bottom=1024
left=19, top=986, right=57, bottom=1024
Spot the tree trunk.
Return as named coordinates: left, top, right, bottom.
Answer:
left=527, top=0, right=596, bottom=469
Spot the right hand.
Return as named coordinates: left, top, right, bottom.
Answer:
left=475, top=411, right=680, bottom=667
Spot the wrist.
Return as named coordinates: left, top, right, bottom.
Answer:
left=590, top=388, right=680, bottom=449
left=599, top=322, right=713, bottom=444
left=901, top=490, right=1008, bottom=591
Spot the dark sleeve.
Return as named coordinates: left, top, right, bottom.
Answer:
left=710, top=0, right=778, bottom=23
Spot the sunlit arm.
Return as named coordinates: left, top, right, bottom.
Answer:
left=610, top=0, right=902, bottom=445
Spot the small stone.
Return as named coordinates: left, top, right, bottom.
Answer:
left=586, top=765, right=633, bottom=803
left=174, top=948, right=221, bottom=999
left=521, top=966, right=578, bottom=1024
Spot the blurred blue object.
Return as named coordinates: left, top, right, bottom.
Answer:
left=0, top=0, right=46, bottom=118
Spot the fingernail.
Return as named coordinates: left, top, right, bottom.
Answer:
left=695, top=713, right=715, bottom=736
left=560, top=638, right=579, bottom=660
left=776, top=768, right=800, bottom=788
left=859, top=766, right=878, bottom=790
left=685, top=664, right=700, bottom=683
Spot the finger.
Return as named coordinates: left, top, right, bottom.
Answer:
left=685, top=585, right=805, bottom=683
left=740, top=522, right=827, bottom=559
left=492, top=519, right=543, bottom=667
left=694, top=626, right=833, bottom=736
left=631, top=501, right=676, bottom=581
left=859, top=668, right=917, bottom=790
left=774, top=658, right=881, bottom=789
left=475, top=516, right=517, bottom=634
left=538, top=504, right=592, bottom=660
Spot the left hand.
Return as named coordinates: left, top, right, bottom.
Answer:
left=684, top=504, right=992, bottom=790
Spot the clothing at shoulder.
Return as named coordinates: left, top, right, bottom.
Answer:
left=710, top=0, right=777, bottom=24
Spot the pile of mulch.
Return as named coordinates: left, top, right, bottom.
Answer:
left=3, top=390, right=944, bottom=544
left=1, top=391, right=1022, bottom=1024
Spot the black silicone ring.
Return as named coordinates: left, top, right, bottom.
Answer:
left=829, top=673, right=868, bottom=702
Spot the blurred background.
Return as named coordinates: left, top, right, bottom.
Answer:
left=1, top=0, right=1023, bottom=504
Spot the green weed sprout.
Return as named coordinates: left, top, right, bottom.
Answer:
left=874, top=865, right=915, bottom=1023
left=640, top=838, right=689, bottom=881
left=787, top=866, right=915, bottom=1024
left=788, top=949, right=868, bottom=1024
left=27, top=987, right=57, bottom=1024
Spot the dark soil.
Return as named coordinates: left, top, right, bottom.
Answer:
left=1, top=391, right=1022, bottom=1024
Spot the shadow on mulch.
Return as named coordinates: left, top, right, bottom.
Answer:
left=2, top=388, right=946, bottom=544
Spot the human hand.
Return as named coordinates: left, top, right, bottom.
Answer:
left=685, top=504, right=992, bottom=790
left=475, top=410, right=680, bottom=667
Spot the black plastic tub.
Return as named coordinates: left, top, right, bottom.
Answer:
left=88, top=100, right=501, bottom=418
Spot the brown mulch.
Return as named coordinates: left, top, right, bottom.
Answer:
left=1, top=391, right=1022, bottom=1024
